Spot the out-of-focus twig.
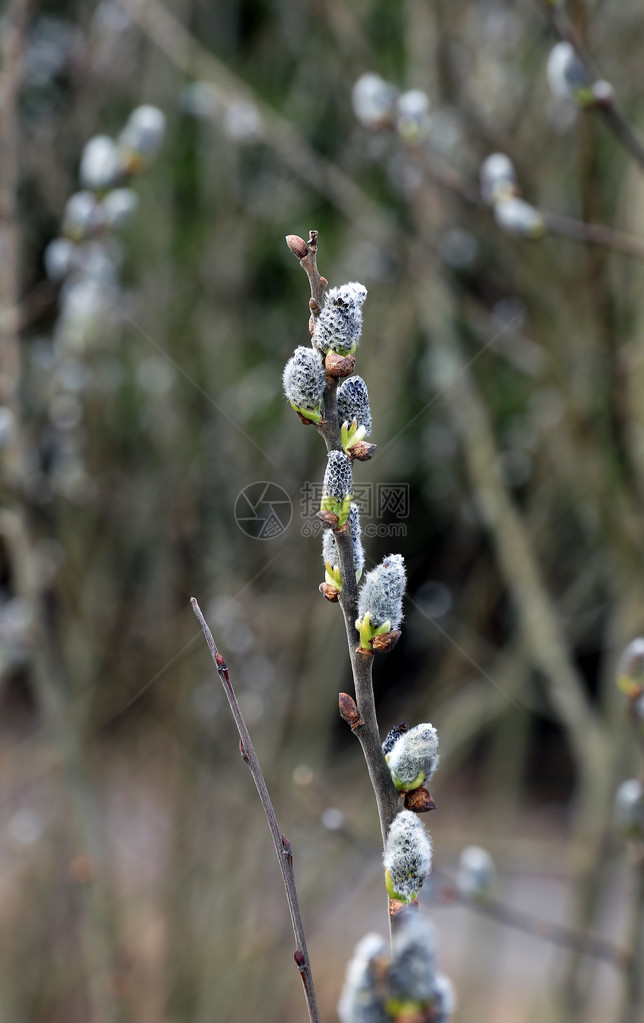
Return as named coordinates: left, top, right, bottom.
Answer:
left=541, top=0, right=644, bottom=171
left=435, top=873, right=631, bottom=970
left=190, top=598, right=322, bottom=1023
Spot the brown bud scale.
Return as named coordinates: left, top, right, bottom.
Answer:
left=325, top=351, right=356, bottom=378
left=389, top=897, right=419, bottom=917
left=349, top=440, right=377, bottom=461
left=317, top=509, right=339, bottom=529
left=404, top=786, right=437, bottom=813
left=319, top=582, right=340, bottom=602
left=372, top=629, right=401, bottom=653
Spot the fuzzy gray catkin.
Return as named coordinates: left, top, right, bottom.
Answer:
left=357, top=553, right=406, bottom=631
left=313, top=283, right=367, bottom=355
left=337, top=933, right=389, bottom=1023
left=283, top=346, right=326, bottom=418
left=337, top=376, right=372, bottom=435
left=388, top=913, right=437, bottom=1004
left=385, top=722, right=439, bottom=791
left=323, top=450, right=354, bottom=502
left=384, top=810, right=432, bottom=902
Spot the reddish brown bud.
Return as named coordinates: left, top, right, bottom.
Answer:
left=348, top=440, right=377, bottom=461
left=317, top=509, right=339, bottom=529
left=319, top=582, right=340, bottom=602
left=239, top=740, right=250, bottom=764
left=215, top=652, right=227, bottom=670
left=294, top=949, right=307, bottom=970
left=372, top=629, right=401, bottom=653
left=339, top=692, right=365, bottom=730
left=389, top=897, right=419, bottom=917
left=285, top=234, right=308, bottom=260
left=325, top=351, right=356, bottom=378
left=404, top=787, right=437, bottom=813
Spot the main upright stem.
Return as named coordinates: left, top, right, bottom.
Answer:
left=291, top=231, right=400, bottom=846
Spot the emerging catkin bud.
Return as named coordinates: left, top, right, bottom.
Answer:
left=62, top=191, right=102, bottom=241
left=322, top=503, right=364, bottom=589
left=614, top=779, right=644, bottom=840
left=283, top=346, right=326, bottom=423
left=396, top=89, right=431, bottom=142
left=385, top=723, right=439, bottom=793
left=493, top=198, right=546, bottom=239
left=338, top=933, right=389, bottom=1023
left=103, top=188, right=140, bottom=230
left=384, top=810, right=432, bottom=903
left=352, top=73, right=398, bottom=129
left=321, top=450, right=354, bottom=528
left=457, top=845, right=495, bottom=902
left=480, top=153, right=517, bottom=205
left=616, top=637, right=644, bottom=698
left=79, top=135, right=121, bottom=192
left=388, top=913, right=437, bottom=1008
left=313, top=283, right=367, bottom=357
left=546, top=41, right=600, bottom=107
left=338, top=376, right=373, bottom=452
left=356, top=553, right=406, bottom=652
left=119, top=105, right=166, bottom=172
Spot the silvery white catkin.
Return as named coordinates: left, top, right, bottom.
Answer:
left=388, top=913, right=437, bottom=1003
left=480, top=153, right=517, bottom=205
left=103, top=188, right=140, bottom=230
left=357, top=553, right=406, bottom=630
left=44, top=238, right=76, bottom=283
left=322, top=503, right=364, bottom=575
left=430, top=974, right=456, bottom=1023
left=79, top=135, right=121, bottom=191
left=282, top=346, right=326, bottom=415
left=614, top=779, right=644, bottom=837
left=313, top=283, right=367, bottom=355
left=386, top=723, right=439, bottom=788
left=493, top=198, right=545, bottom=239
left=337, top=933, right=389, bottom=1023
left=63, top=191, right=102, bottom=241
left=323, top=450, right=354, bottom=501
left=352, top=73, right=398, bottom=128
left=457, top=845, right=495, bottom=900
left=396, top=89, right=431, bottom=140
left=337, top=376, right=372, bottom=435
left=119, top=105, right=166, bottom=161
left=384, top=810, right=432, bottom=901
left=547, top=41, right=590, bottom=102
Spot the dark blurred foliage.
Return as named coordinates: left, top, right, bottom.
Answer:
left=1, top=1, right=644, bottom=1021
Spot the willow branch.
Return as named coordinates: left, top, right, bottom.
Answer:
left=541, top=0, right=644, bottom=171
left=435, top=875, right=630, bottom=971
left=413, top=147, right=644, bottom=261
left=190, top=599, right=321, bottom=1023
left=288, top=232, right=400, bottom=851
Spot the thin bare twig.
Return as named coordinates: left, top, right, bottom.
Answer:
left=190, top=598, right=322, bottom=1023
left=435, top=876, right=631, bottom=970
